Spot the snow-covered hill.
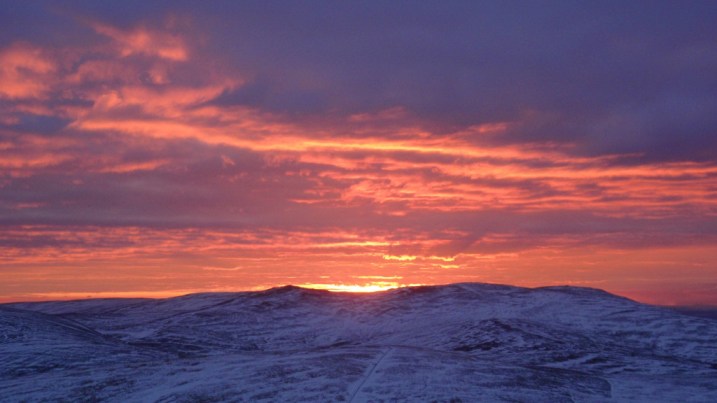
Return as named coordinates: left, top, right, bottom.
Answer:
left=2, top=283, right=716, bottom=402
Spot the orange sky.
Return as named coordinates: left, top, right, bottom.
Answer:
left=1, top=3, right=716, bottom=305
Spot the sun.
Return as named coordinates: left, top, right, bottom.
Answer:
left=300, top=282, right=402, bottom=293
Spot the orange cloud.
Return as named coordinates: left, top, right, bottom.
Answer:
left=2, top=225, right=715, bottom=304
left=0, top=43, right=55, bottom=99
left=69, top=96, right=716, bottom=221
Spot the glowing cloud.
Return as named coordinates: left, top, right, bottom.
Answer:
left=0, top=43, right=55, bottom=99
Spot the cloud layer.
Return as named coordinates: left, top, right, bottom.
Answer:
left=1, top=2, right=716, bottom=304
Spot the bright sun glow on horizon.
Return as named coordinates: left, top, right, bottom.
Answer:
left=300, top=282, right=421, bottom=293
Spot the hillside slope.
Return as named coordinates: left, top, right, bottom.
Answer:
left=2, top=283, right=717, bottom=402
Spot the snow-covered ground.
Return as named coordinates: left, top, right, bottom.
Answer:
left=2, top=283, right=716, bottom=402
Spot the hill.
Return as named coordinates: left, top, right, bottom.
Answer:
left=2, top=283, right=717, bottom=401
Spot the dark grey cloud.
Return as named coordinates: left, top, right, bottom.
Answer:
left=199, top=1, right=717, bottom=161
left=1, top=113, right=71, bottom=135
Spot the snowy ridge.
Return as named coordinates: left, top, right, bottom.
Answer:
left=2, top=283, right=716, bottom=402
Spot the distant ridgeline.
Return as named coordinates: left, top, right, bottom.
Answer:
left=2, top=283, right=717, bottom=401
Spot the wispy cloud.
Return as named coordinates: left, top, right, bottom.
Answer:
left=90, top=20, right=189, bottom=61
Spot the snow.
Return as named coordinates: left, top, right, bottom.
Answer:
left=1, top=283, right=716, bottom=401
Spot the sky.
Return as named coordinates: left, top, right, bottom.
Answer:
left=1, top=1, right=716, bottom=305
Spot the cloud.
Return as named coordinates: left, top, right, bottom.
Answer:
left=1, top=2, right=716, bottom=304
left=189, top=2, right=717, bottom=161
left=90, top=21, right=188, bottom=61
left=0, top=43, right=56, bottom=99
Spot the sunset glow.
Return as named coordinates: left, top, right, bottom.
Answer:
left=300, top=283, right=408, bottom=293
left=1, top=2, right=716, bottom=305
